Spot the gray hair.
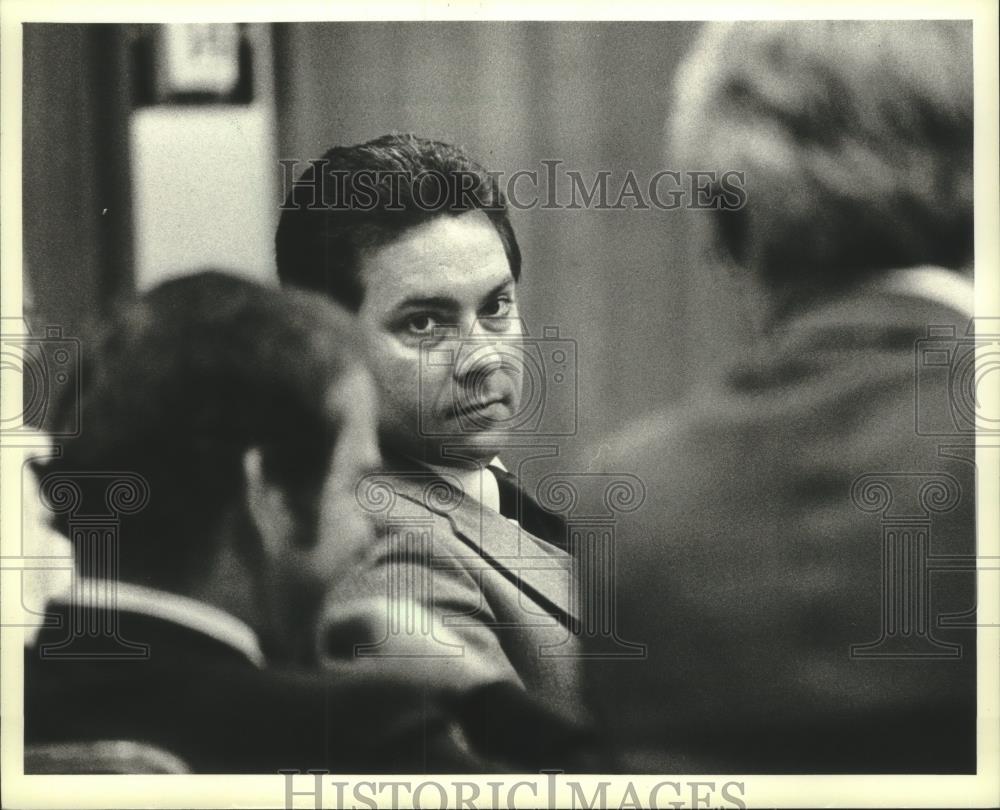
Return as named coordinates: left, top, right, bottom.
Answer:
left=672, top=21, right=973, bottom=300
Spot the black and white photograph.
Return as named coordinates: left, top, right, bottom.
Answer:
left=1, top=1, right=998, bottom=808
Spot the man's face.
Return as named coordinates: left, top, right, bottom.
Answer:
left=304, top=366, right=381, bottom=587
left=356, top=212, right=524, bottom=466
left=273, top=365, right=381, bottom=652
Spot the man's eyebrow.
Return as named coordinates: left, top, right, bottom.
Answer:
left=393, top=279, right=513, bottom=313
left=478, top=279, right=515, bottom=306
left=393, top=295, right=459, bottom=312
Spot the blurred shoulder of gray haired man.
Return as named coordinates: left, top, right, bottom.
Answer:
left=584, top=20, right=976, bottom=774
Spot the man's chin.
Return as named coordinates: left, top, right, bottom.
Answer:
left=423, top=431, right=512, bottom=467
left=381, top=421, right=517, bottom=467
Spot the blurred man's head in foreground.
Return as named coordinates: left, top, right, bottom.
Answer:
left=35, top=271, right=379, bottom=663
left=672, top=21, right=973, bottom=314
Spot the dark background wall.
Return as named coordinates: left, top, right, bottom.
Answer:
left=23, top=22, right=754, bottom=465
left=22, top=24, right=134, bottom=342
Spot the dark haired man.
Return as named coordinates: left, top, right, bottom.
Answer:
left=24, top=271, right=570, bottom=773
left=586, top=21, right=977, bottom=773
left=277, top=135, right=581, bottom=722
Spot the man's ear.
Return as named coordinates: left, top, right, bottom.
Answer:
left=242, top=447, right=294, bottom=561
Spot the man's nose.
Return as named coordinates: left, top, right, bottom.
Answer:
left=452, top=316, right=519, bottom=381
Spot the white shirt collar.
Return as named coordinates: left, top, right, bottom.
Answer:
left=75, top=579, right=266, bottom=668
left=424, top=456, right=506, bottom=515
left=883, top=265, right=974, bottom=319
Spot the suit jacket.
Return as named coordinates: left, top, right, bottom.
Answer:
left=321, top=463, right=585, bottom=731
left=24, top=602, right=585, bottom=773
left=585, top=284, right=977, bottom=773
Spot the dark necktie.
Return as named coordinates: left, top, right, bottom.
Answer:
left=487, top=466, right=569, bottom=552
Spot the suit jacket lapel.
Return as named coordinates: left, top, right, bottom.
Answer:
left=387, top=472, right=577, bottom=624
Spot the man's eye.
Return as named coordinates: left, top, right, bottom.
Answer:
left=406, top=314, right=438, bottom=335
left=480, top=296, right=513, bottom=318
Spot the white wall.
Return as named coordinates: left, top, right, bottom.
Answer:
left=130, top=25, right=278, bottom=289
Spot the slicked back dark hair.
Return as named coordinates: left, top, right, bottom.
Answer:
left=275, top=133, right=521, bottom=309
left=35, top=270, right=362, bottom=591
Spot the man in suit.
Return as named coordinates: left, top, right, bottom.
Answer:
left=585, top=21, right=978, bottom=773
left=24, top=271, right=574, bottom=773
left=276, top=135, right=581, bottom=723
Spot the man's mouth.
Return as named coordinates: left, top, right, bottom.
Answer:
left=450, top=395, right=511, bottom=420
